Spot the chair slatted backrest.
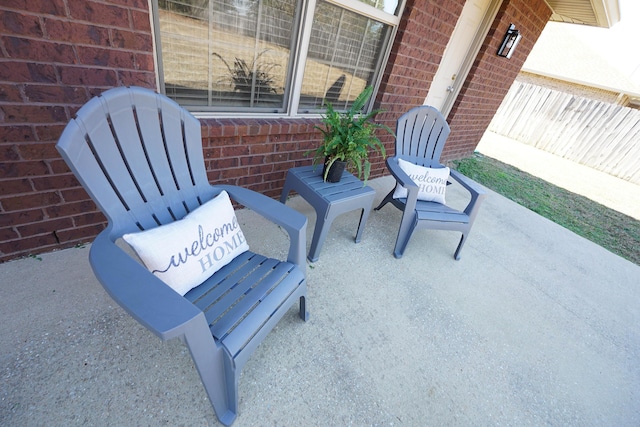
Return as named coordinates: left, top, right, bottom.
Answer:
left=395, top=105, right=451, bottom=167
left=57, top=86, right=215, bottom=236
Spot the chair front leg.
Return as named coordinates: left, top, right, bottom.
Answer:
left=464, top=192, right=488, bottom=224
left=393, top=209, right=418, bottom=258
left=393, top=186, right=419, bottom=258
left=453, top=231, right=468, bottom=261
left=299, top=295, right=309, bottom=321
left=182, top=315, right=238, bottom=426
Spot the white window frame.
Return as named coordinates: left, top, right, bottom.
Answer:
left=151, top=0, right=404, bottom=118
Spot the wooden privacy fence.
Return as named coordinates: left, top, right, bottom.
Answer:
left=488, top=81, right=640, bottom=185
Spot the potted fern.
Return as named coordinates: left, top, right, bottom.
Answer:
left=308, top=86, right=394, bottom=184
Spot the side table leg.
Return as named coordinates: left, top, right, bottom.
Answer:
left=355, top=209, right=367, bottom=243
left=354, top=198, right=374, bottom=243
left=308, top=211, right=332, bottom=263
left=279, top=174, right=294, bottom=204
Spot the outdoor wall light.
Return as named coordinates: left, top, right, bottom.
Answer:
left=497, top=23, right=522, bottom=59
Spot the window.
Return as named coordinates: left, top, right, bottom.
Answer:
left=153, top=0, right=402, bottom=114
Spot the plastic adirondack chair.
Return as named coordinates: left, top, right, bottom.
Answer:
left=375, top=105, right=487, bottom=259
left=56, top=86, right=308, bottom=426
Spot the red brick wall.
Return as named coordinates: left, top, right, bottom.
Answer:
left=200, top=118, right=321, bottom=198
left=445, top=0, right=552, bottom=159
left=0, top=0, right=552, bottom=262
left=0, top=0, right=156, bottom=261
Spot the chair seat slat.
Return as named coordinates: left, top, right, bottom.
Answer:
left=186, top=252, right=266, bottom=309
left=200, top=258, right=280, bottom=328
left=205, top=260, right=295, bottom=339
left=415, top=201, right=469, bottom=223
left=221, top=264, right=303, bottom=357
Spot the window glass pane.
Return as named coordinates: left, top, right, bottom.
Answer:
left=298, top=0, right=391, bottom=112
left=158, top=0, right=295, bottom=110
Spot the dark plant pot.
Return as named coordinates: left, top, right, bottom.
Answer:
left=323, top=159, right=347, bottom=183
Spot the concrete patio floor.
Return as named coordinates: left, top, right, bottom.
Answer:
left=1, top=171, right=639, bottom=426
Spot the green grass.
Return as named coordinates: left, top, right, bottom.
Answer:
left=451, top=153, right=640, bottom=266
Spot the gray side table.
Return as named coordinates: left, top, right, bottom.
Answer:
left=280, top=165, right=376, bottom=262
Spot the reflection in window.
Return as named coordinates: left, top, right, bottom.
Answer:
left=158, top=0, right=295, bottom=111
left=299, top=0, right=390, bottom=112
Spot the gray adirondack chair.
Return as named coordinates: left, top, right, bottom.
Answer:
left=375, top=105, right=487, bottom=259
left=56, top=86, right=308, bottom=426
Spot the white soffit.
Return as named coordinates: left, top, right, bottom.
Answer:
left=546, top=0, right=621, bottom=28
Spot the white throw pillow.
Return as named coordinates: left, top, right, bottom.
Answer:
left=392, top=158, right=449, bottom=204
left=123, top=191, right=249, bottom=296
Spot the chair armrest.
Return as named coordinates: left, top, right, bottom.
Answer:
left=386, top=157, right=418, bottom=192
left=89, top=229, right=203, bottom=341
left=448, top=169, right=488, bottom=217
left=449, top=169, right=488, bottom=197
left=216, top=185, right=307, bottom=268
left=386, top=156, right=420, bottom=214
